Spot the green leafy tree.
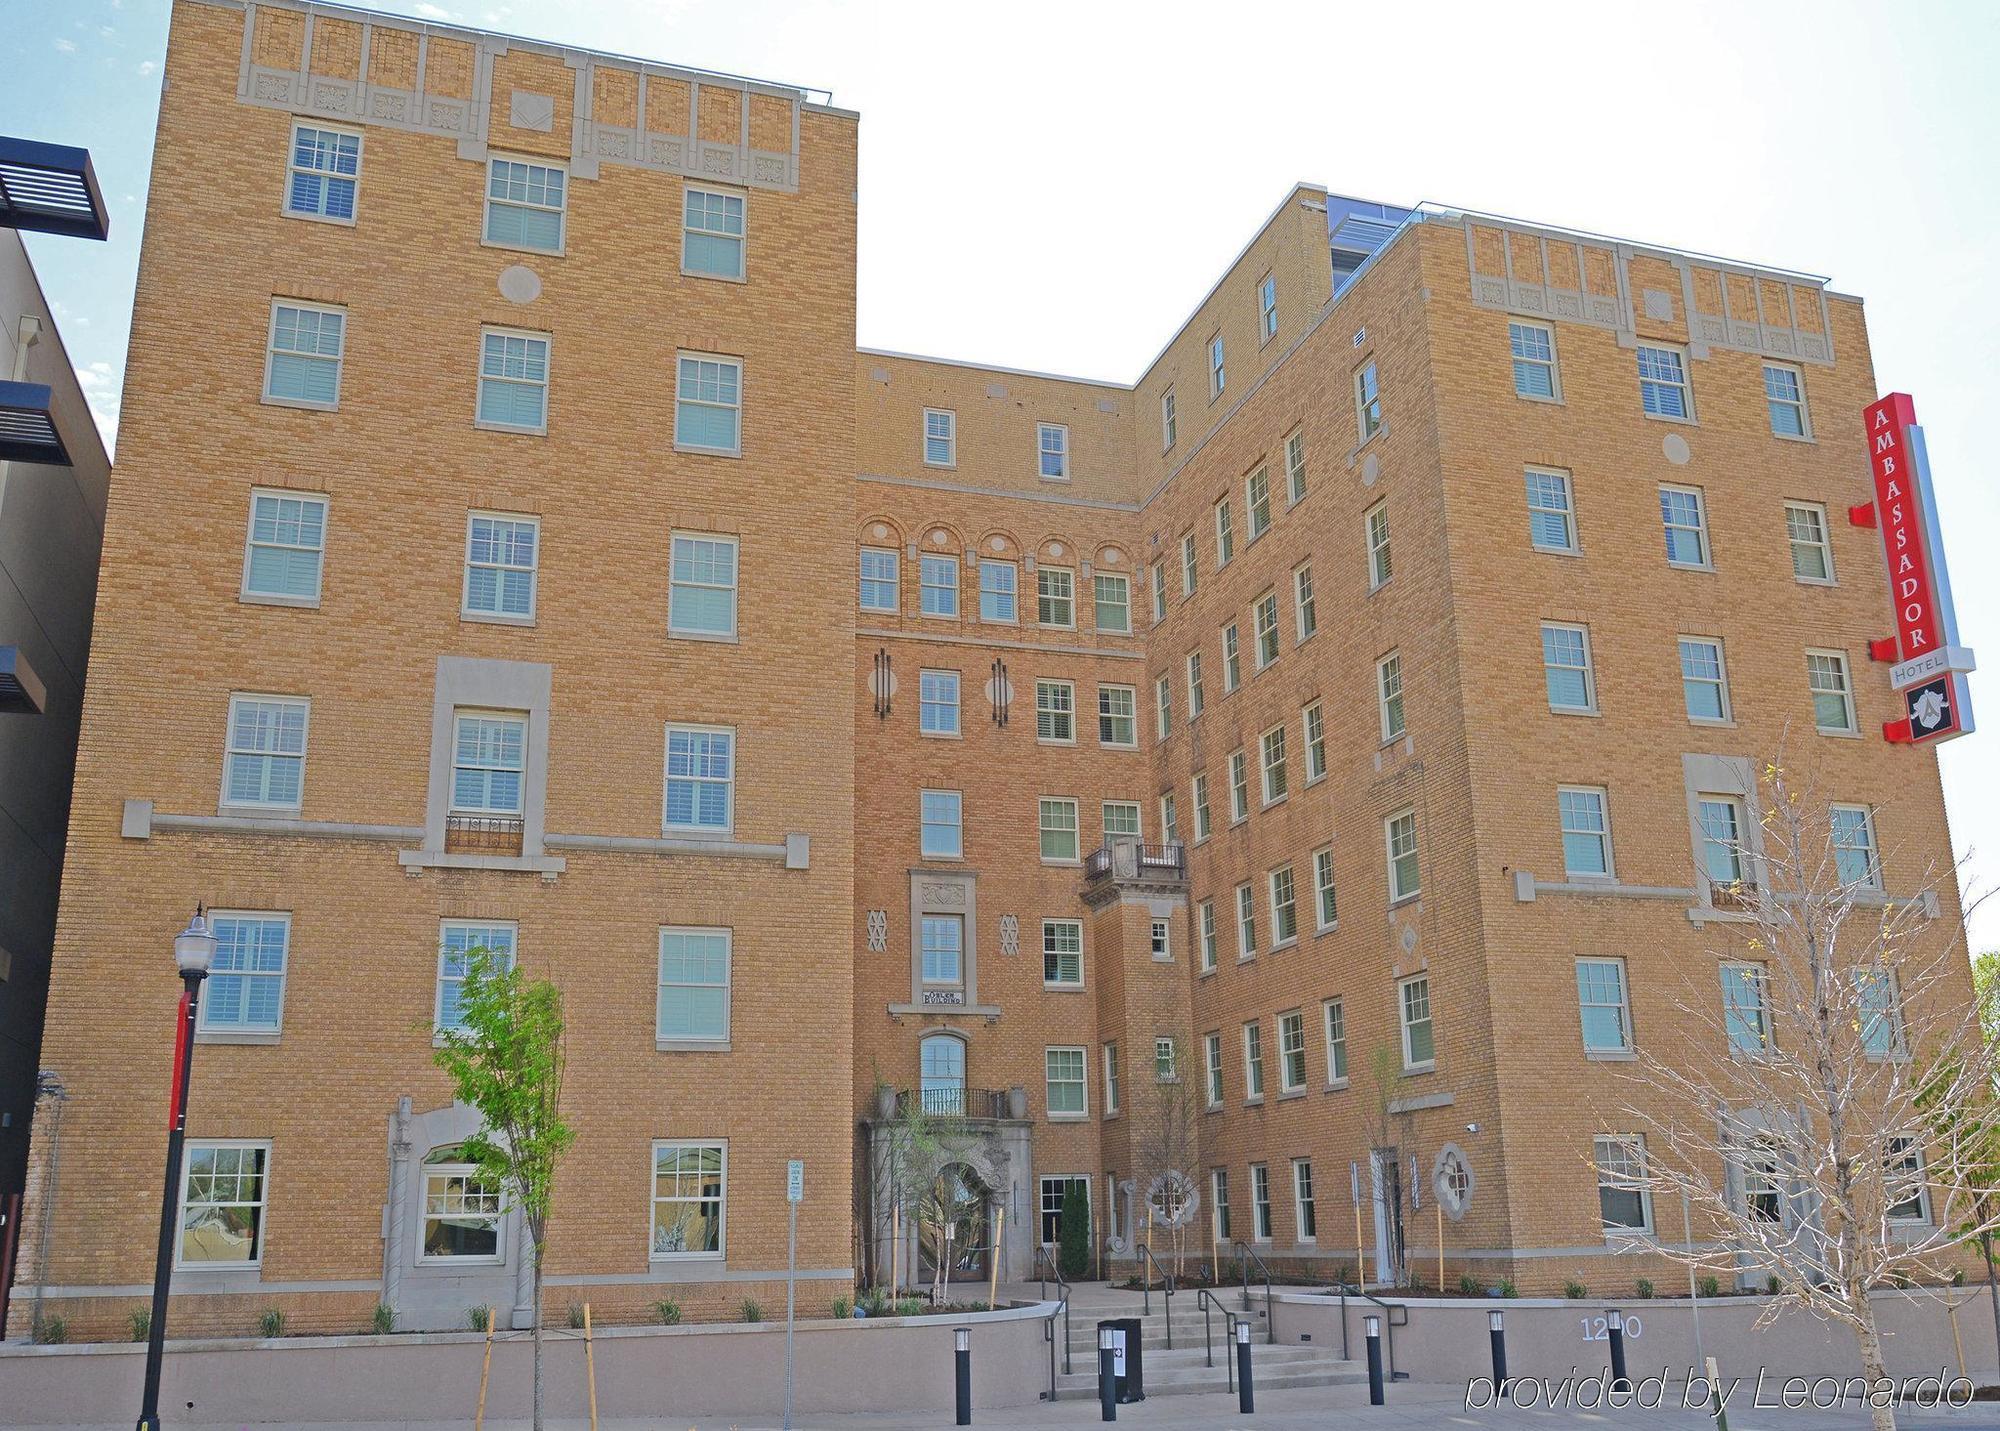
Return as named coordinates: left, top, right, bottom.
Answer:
left=1973, top=950, right=1998, bottom=1051
left=433, top=949, right=576, bottom=1431
left=1058, top=1178, right=1091, bottom=1280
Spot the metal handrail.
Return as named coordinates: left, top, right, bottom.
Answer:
left=1194, top=1288, right=1240, bottom=1391
left=1233, top=1240, right=1277, bottom=1343
left=1332, top=1281, right=1408, bottom=1380
left=1135, top=1244, right=1175, bottom=1349
left=1033, top=1243, right=1072, bottom=1379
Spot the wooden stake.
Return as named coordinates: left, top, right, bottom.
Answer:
left=1211, top=1229, right=1220, bottom=1286
left=1436, top=1202, right=1444, bottom=1292
left=891, top=1202, right=900, bottom=1296
left=583, top=1302, right=599, bottom=1431
left=989, top=1206, right=1004, bottom=1309
left=474, top=1306, right=495, bottom=1431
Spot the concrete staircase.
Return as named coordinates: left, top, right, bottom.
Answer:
left=1050, top=1286, right=1366, bottom=1400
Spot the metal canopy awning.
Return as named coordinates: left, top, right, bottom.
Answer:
left=0, top=136, right=110, bottom=241
left=0, top=380, right=70, bottom=465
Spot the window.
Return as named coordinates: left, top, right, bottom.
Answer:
left=1039, top=1176, right=1086, bottom=1245
left=1221, top=624, right=1242, bottom=693
left=1204, top=1033, right=1224, bottom=1105
left=1313, top=847, right=1338, bottom=931
left=1228, top=750, right=1250, bottom=822
left=860, top=548, right=900, bottom=612
left=920, top=670, right=961, bottom=736
left=1659, top=485, right=1710, bottom=568
left=1214, top=498, right=1236, bottom=566
left=663, top=725, right=734, bottom=832
left=920, top=789, right=963, bottom=859
left=1198, top=899, right=1217, bottom=972
left=1186, top=651, right=1206, bottom=719
left=1282, top=429, right=1310, bottom=505
left=1038, top=423, right=1070, bottom=480
left=923, top=409, right=956, bottom=466
left=1740, top=1137, right=1786, bottom=1224
left=1094, top=573, right=1131, bottom=633
left=1258, top=272, right=1278, bottom=341
left=1037, top=567, right=1075, bottom=628
left=1302, top=703, right=1327, bottom=783
left=1509, top=320, right=1558, bottom=399
left=651, top=1143, right=724, bottom=1258
left=1243, top=1021, right=1265, bottom=1098
left=1039, top=797, right=1080, bottom=862
left=1366, top=502, right=1392, bottom=589
left=1246, top=467, right=1273, bottom=539
left=1764, top=363, right=1808, bottom=438
left=1180, top=533, right=1197, bottom=595
left=1159, top=793, right=1179, bottom=847
left=1679, top=637, right=1731, bottom=723
left=1211, top=1167, right=1230, bottom=1239
left=1637, top=344, right=1690, bottom=419
left=1786, top=502, right=1834, bottom=583
left=675, top=354, right=742, bottom=455
left=224, top=694, right=309, bottom=810
left=1386, top=809, right=1420, bottom=902
left=1807, top=649, right=1857, bottom=733
left=1377, top=652, right=1406, bottom=742
left=242, top=489, right=326, bottom=603
left=657, top=928, right=730, bottom=1043
left=1043, top=919, right=1083, bottom=987
left=201, top=913, right=289, bottom=1034
left=921, top=916, right=963, bottom=985
left=1162, top=388, right=1177, bottom=450
left=1399, top=972, right=1435, bottom=1069
left=1721, top=963, right=1771, bottom=1055
left=1035, top=680, right=1075, bottom=743
left=1046, top=1047, right=1087, bottom=1116
left=1559, top=786, right=1614, bottom=878
left=264, top=301, right=344, bottom=408
left=1857, top=969, right=1904, bottom=1059
left=436, top=921, right=516, bottom=1032
left=485, top=156, right=565, bottom=251
left=1155, top=676, right=1173, bottom=739
left=1260, top=725, right=1288, bottom=804
left=1192, top=773, right=1212, bottom=842
left=1885, top=1135, right=1928, bottom=1222
left=1208, top=334, right=1226, bottom=397
left=920, top=1034, right=965, bottom=1112
left=1283, top=569, right=1316, bottom=649
left=1102, top=801, right=1141, bottom=839
left=668, top=533, right=738, bottom=639
left=1293, top=1159, right=1317, bottom=1239
left=682, top=186, right=745, bottom=278
left=178, top=1143, right=268, bottom=1266
left=1269, top=866, right=1298, bottom=944
left=1278, top=1010, right=1306, bottom=1091
left=1150, top=561, right=1168, bottom=624
left=1541, top=623, right=1596, bottom=713
left=979, top=559, right=1017, bottom=622
left=1253, top=591, right=1281, bottom=668
left=1594, top=1135, right=1652, bottom=1233
left=1699, top=797, right=1749, bottom=889
left=1235, top=882, right=1257, bottom=958
left=1103, top=1043, right=1121, bottom=1114
left=475, top=328, right=550, bottom=432
left=1251, top=1163, right=1272, bottom=1239
left=285, top=123, right=359, bottom=220
left=1355, top=362, right=1382, bottom=441
left=421, top=1151, right=502, bottom=1261
left=1831, top=804, right=1880, bottom=888
left=463, top=513, right=538, bottom=620
left=1525, top=469, right=1576, bottom=553
left=1155, top=1036, right=1177, bottom=1080
left=1323, top=998, right=1348, bottom=1083
left=920, top=555, right=960, bottom=618
left=1576, top=958, right=1631, bottom=1054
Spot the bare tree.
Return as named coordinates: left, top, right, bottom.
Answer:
left=1615, top=760, right=2000, bottom=1431
left=1132, top=1042, right=1200, bottom=1276
left=874, top=1087, right=982, bottom=1302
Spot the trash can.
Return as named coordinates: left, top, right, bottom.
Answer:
left=1096, top=1317, right=1145, bottom=1402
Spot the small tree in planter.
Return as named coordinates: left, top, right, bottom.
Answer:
left=876, top=1087, right=981, bottom=1300
left=433, top=949, right=576, bottom=1431
left=1058, top=1178, right=1091, bottom=1280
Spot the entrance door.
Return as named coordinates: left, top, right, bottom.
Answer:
left=1370, top=1149, right=1405, bottom=1287
left=919, top=1163, right=989, bottom=1293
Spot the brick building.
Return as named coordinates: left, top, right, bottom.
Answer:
left=11, top=0, right=1977, bottom=1338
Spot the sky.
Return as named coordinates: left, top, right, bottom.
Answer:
left=4, top=0, right=1996, bottom=952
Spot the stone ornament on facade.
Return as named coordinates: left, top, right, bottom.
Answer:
left=1145, top=1169, right=1199, bottom=1229
left=998, top=914, right=1018, bottom=956
left=865, top=910, right=886, bottom=953
left=1432, top=1142, right=1473, bottom=1221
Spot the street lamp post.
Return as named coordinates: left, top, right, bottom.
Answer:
left=136, top=908, right=216, bottom=1431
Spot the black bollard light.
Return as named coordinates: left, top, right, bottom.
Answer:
left=1235, top=1317, right=1254, bottom=1414
left=954, top=1326, right=971, bottom=1426
left=1364, top=1313, right=1385, bottom=1405
left=1098, top=1324, right=1117, bottom=1422
left=1606, top=1309, right=1629, bottom=1393
left=1488, top=1308, right=1507, bottom=1390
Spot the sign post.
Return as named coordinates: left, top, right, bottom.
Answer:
left=784, top=1159, right=803, bottom=1430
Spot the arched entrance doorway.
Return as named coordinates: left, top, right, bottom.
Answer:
left=918, top=1161, right=990, bottom=1294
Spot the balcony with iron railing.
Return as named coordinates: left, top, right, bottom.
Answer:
left=445, top=814, right=526, bottom=857
left=1082, top=839, right=1186, bottom=887
left=894, top=1085, right=1021, bottom=1121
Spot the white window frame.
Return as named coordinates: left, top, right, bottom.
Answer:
left=1293, top=564, right=1317, bottom=641
left=1302, top=702, right=1327, bottom=784
left=668, top=531, right=739, bottom=641
left=1045, top=1046, right=1088, bottom=1119
left=1154, top=675, right=1173, bottom=740
left=859, top=547, right=900, bottom=613
left=1259, top=724, right=1288, bottom=806
left=1211, top=1166, right=1230, bottom=1241
left=1258, top=271, right=1278, bottom=342
left=673, top=351, right=743, bottom=457
left=924, top=408, right=957, bottom=467
left=1721, top=961, right=1772, bottom=1057
left=1094, top=572, right=1131, bottom=634
left=418, top=1155, right=505, bottom=1264
left=1243, top=1020, right=1265, bottom=1100
left=1524, top=467, right=1577, bottom=554
left=919, top=668, right=961, bottom=737
left=650, top=1140, right=726, bottom=1261
left=222, top=693, right=310, bottom=812
left=1159, top=794, right=1179, bottom=849
left=1323, top=997, right=1348, bottom=1084
left=681, top=184, right=746, bottom=280
left=450, top=709, right=529, bottom=817
left=1038, top=422, right=1070, bottom=481
left=1155, top=1035, right=1177, bottom=1081
left=1228, top=749, right=1249, bottom=823
left=1035, top=679, right=1077, bottom=744
left=175, top=1140, right=271, bottom=1269
left=1541, top=622, right=1598, bottom=715
left=283, top=121, right=361, bottom=224
left=1576, top=957, right=1632, bottom=1057
left=1637, top=342, right=1693, bottom=421
left=1595, top=1134, right=1654, bottom=1235
left=1042, top=918, right=1084, bottom=989
left=978, top=559, right=1017, bottom=623
left=1558, top=785, right=1615, bottom=880
left=436, top=920, right=517, bottom=1034
left=663, top=723, right=735, bottom=834
left=1103, top=1042, right=1121, bottom=1115
left=1039, top=796, right=1081, bottom=864
left=1162, top=388, right=1178, bottom=451
left=1284, top=428, right=1307, bottom=505
left=1292, top=1158, right=1317, bottom=1241
left=1250, top=1163, right=1273, bottom=1240
left=1269, top=865, right=1298, bottom=945
left=1366, top=502, right=1392, bottom=590
left=1208, top=333, right=1226, bottom=398
left=1235, top=882, right=1256, bottom=959
left=918, top=553, right=960, bottom=619
left=1203, top=1032, right=1224, bottom=1106
left=1037, top=566, right=1076, bottom=629
left=1386, top=808, right=1419, bottom=903
left=1807, top=648, right=1858, bottom=735
left=1180, top=532, right=1198, bottom=595
left=1399, top=972, right=1435, bottom=1071
left=1377, top=651, right=1405, bottom=743
left=1786, top=501, right=1836, bottom=584
left=1831, top=803, right=1882, bottom=890
left=1253, top=590, right=1281, bottom=669
left=462, top=510, right=540, bottom=622
left=657, top=926, right=732, bottom=1046
left=1659, top=484, right=1711, bottom=569
left=198, top=911, right=291, bottom=1036
left=1186, top=650, right=1206, bottom=719
left=1221, top=624, right=1241, bottom=692
left=1764, top=362, right=1810, bottom=439
left=262, top=299, right=346, bottom=411
left=484, top=155, right=566, bottom=254
left=240, top=487, right=328, bottom=607
left=1355, top=361, right=1382, bottom=442
left=1246, top=467, right=1272, bottom=540
left=1313, top=846, right=1338, bottom=932
left=1150, top=560, right=1168, bottom=624
left=920, top=788, right=963, bottom=860
left=1191, top=773, right=1212, bottom=843
left=1100, top=800, right=1141, bottom=841
left=1278, top=1010, right=1306, bottom=1093
left=475, top=326, right=551, bottom=434
left=1679, top=636, right=1733, bottom=725
left=1214, top=498, right=1236, bottom=567
left=1198, top=899, right=1217, bottom=973
left=1508, top=319, right=1560, bottom=401
left=1151, top=918, right=1172, bottom=963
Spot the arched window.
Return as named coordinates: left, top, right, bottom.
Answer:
left=919, top=1035, right=966, bottom=1116
left=420, top=1146, right=503, bottom=1262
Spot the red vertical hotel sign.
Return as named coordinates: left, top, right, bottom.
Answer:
left=1863, top=392, right=1944, bottom=659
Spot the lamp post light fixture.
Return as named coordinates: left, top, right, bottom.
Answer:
left=136, top=907, right=216, bottom=1431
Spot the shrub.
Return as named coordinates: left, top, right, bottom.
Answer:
left=859, top=1288, right=888, bottom=1316
left=1563, top=1279, right=1588, bottom=1300
left=740, top=1299, right=764, bottom=1323
left=566, top=1302, right=586, bottom=1330
left=31, top=1313, right=67, bottom=1345
left=894, top=1298, right=925, bottom=1317
left=370, top=1303, right=396, bottom=1336
left=258, top=1308, right=287, bottom=1339
left=1953, top=1268, right=1967, bottom=1288
left=1454, top=1273, right=1478, bottom=1295
left=1635, top=1279, right=1654, bottom=1300
left=1058, top=1179, right=1090, bottom=1280
left=1498, top=1279, right=1518, bottom=1300
left=831, top=1297, right=850, bottom=1319
left=1766, top=1273, right=1781, bottom=1295
left=468, top=1306, right=494, bottom=1333
left=128, top=1308, right=152, bottom=1342
left=653, top=1298, right=682, bottom=1326
left=1697, top=1275, right=1721, bottom=1299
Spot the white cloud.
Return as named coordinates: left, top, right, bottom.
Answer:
left=73, top=361, right=121, bottom=449
left=138, top=59, right=156, bottom=76
left=53, top=37, right=76, bottom=52
left=414, top=2, right=452, bottom=17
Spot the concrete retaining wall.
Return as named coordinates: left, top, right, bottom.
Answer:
left=0, top=1302, right=1059, bottom=1425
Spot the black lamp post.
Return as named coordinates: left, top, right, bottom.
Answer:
left=136, top=908, right=216, bottom=1431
